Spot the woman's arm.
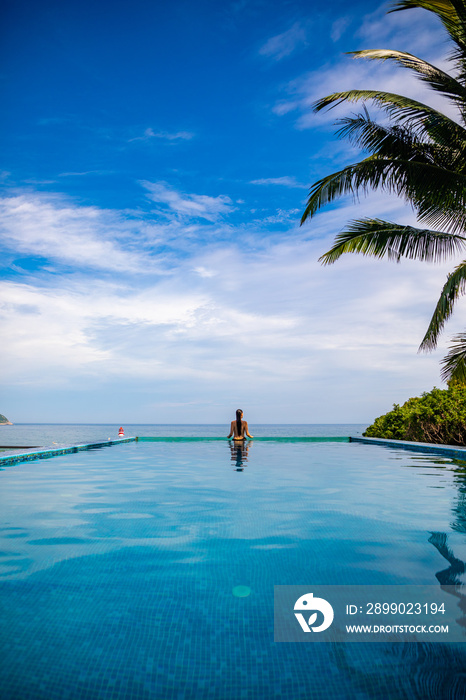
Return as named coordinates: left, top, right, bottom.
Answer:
left=244, top=421, right=253, bottom=438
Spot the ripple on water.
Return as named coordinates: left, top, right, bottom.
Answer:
left=106, top=513, right=154, bottom=519
left=27, top=538, right=94, bottom=545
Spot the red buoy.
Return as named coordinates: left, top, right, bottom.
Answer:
left=118, top=427, right=124, bottom=437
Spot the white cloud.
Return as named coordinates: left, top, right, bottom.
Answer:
left=259, top=21, right=308, bottom=61
left=0, top=194, right=153, bottom=273
left=275, top=53, right=461, bottom=131
left=2, top=188, right=464, bottom=408
left=250, top=176, right=306, bottom=188
left=331, top=16, right=351, bottom=43
left=129, top=128, right=194, bottom=142
left=356, top=3, right=446, bottom=54
left=141, top=181, right=235, bottom=221
left=3, top=185, right=465, bottom=422
left=0, top=187, right=243, bottom=274
left=192, top=266, right=217, bottom=278
left=58, top=170, right=113, bottom=177
left=255, top=208, right=301, bottom=224
left=153, top=130, right=194, bottom=141
left=272, top=6, right=459, bottom=131
left=0, top=278, right=211, bottom=382
left=0, top=274, right=298, bottom=386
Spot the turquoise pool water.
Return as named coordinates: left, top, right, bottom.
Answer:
left=1, top=439, right=465, bottom=698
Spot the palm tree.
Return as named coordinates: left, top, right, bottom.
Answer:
left=301, top=0, right=466, bottom=383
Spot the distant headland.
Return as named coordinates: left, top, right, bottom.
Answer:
left=0, top=414, right=13, bottom=425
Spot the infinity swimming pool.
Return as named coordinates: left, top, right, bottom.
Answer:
left=0, top=439, right=465, bottom=698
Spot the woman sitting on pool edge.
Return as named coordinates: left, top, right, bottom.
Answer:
left=228, top=409, right=253, bottom=440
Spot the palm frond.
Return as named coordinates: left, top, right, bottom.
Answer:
left=420, top=261, right=466, bottom=350
left=304, top=0, right=466, bottom=381
left=317, top=219, right=466, bottom=265
left=313, top=90, right=466, bottom=150
left=440, top=331, right=466, bottom=383
left=390, top=1, right=466, bottom=43
left=336, top=113, right=466, bottom=171
left=390, top=1, right=466, bottom=80
left=349, top=49, right=466, bottom=105
left=302, top=156, right=466, bottom=232
left=389, top=1, right=466, bottom=35
left=335, top=114, right=441, bottom=164
left=313, top=90, right=466, bottom=142
left=390, top=0, right=458, bottom=24
left=313, top=90, right=434, bottom=120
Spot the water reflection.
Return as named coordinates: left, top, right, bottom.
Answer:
left=427, top=460, right=466, bottom=630
left=451, top=460, right=466, bottom=534
left=331, top=639, right=466, bottom=699
left=227, top=440, right=252, bottom=471
left=429, top=532, right=466, bottom=630
left=327, top=457, right=466, bottom=698
left=329, top=526, right=466, bottom=697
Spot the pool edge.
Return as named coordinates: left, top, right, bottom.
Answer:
left=350, top=435, right=466, bottom=459
left=0, top=437, right=136, bottom=466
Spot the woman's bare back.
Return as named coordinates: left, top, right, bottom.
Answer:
left=228, top=418, right=253, bottom=440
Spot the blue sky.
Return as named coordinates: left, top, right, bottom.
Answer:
left=1, top=0, right=464, bottom=424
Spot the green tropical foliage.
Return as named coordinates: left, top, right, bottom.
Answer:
left=363, top=384, right=466, bottom=445
left=301, top=0, right=466, bottom=383
left=0, top=414, right=10, bottom=424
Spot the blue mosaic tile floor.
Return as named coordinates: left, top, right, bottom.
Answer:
left=1, top=440, right=465, bottom=699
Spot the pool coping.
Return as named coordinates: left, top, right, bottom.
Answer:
left=350, top=435, right=466, bottom=459
left=0, top=437, right=136, bottom=466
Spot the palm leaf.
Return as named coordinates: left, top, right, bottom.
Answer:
left=348, top=49, right=466, bottom=105
left=318, top=219, right=466, bottom=265
left=390, top=0, right=458, bottom=23
left=304, top=0, right=466, bottom=382
left=419, top=261, right=466, bottom=350
left=336, top=113, right=466, bottom=171
left=335, top=114, right=443, bottom=164
left=313, top=91, right=466, bottom=144
left=390, top=1, right=466, bottom=42
left=302, top=157, right=466, bottom=232
left=390, top=1, right=466, bottom=80
left=440, top=331, right=466, bottom=382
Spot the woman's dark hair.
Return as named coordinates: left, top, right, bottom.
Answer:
left=236, top=409, right=243, bottom=437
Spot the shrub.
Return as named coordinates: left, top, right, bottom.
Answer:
left=363, top=386, right=466, bottom=445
